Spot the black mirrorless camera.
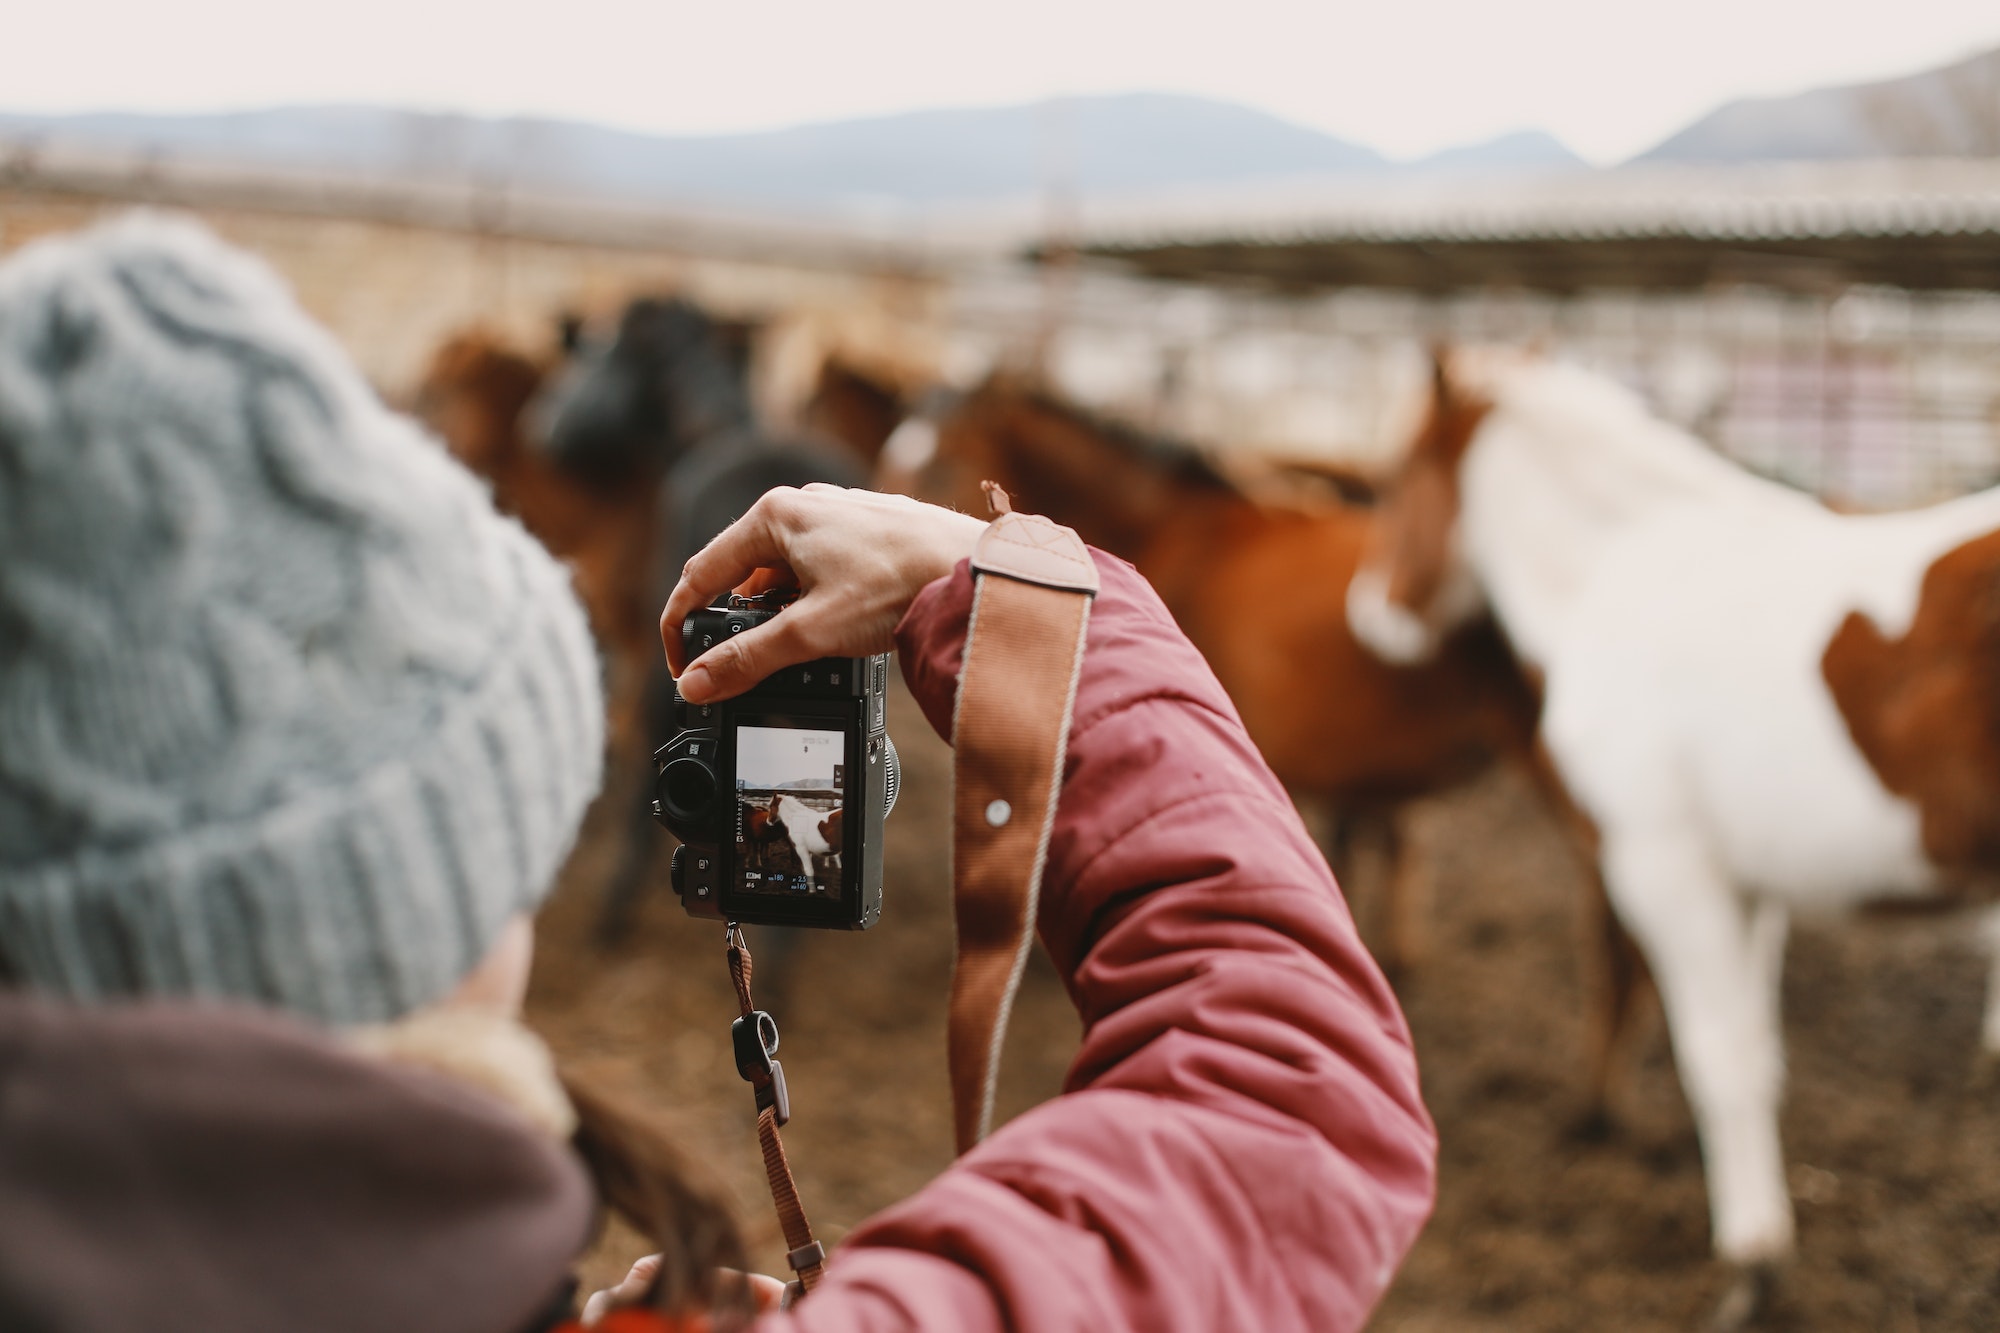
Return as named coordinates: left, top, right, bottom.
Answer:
left=652, top=593, right=898, bottom=929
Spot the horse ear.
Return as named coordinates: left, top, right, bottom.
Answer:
left=1429, top=343, right=1454, bottom=408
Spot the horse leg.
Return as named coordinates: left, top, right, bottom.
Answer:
left=751, top=925, right=804, bottom=1011
left=1602, top=832, right=1795, bottom=1276
left=1979, top=905, right=2000, bottom=1062
left=595, top=756, right=663, bottom=944
left=596, top=661, right=675, bottom=944
left=1378, top=810, right=1430, bottom=979
left=1290, top=792, right=1344, bottom=873
left=1312, top=801, right=1406, bottom=977
left=1579, top=867, right=1653, bottom=1136
left=1525, top=744, right=1653, bottom=1130
left=1747, top=898, right=1789, bottom=1040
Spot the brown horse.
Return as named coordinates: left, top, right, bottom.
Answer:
left=885, top=375, right=1542, bottom=974
left=413, top=331, right=660, bottom=743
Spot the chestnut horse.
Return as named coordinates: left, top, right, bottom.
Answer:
left=884, top=376, right=1541, bottom=974
left=1349, top=349, right=2000, bottom=1310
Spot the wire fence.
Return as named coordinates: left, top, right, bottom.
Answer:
left=1005, top=270, right=2000, bottom=510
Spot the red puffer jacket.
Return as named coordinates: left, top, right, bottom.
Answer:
left=769, top=551, right=1437, bottom=1333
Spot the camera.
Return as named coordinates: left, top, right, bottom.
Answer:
left=652, top=592, right=898, bottom=929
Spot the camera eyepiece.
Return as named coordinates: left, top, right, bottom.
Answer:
left=659, top=755, right=718, bottom=823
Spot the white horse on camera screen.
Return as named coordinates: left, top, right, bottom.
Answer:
left=753, top=793, right=843, bottom=893
left=1347, top=350, right=2000, bottom=1294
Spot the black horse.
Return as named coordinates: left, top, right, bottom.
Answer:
left=532, top=298, right=868, bottom=948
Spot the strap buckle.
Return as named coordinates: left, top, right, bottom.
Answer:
left=731, top=1008, right=791, bottom=1126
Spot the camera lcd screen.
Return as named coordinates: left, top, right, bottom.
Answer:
left=732, top=719, right=848, bottom=901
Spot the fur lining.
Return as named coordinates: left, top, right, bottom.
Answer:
left=349, top=1009, right=577, bottom=1140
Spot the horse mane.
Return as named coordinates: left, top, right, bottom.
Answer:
left=805, top=357, right=907, bottom=464
left=421, top=331, right=542, bottom=403
left=1454, top=353, right=1767, bottom=506
left=980, top=375, right=1243, bottom=498
left=414, top=331, right=547, bottom=479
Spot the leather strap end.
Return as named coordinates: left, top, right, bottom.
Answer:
left=971, top=511, right=1099, bottom=596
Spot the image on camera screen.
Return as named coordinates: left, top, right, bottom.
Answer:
left=734, top=721, right=846, bottom=899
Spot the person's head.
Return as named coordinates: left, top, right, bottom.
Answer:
left=0, top=214, right=763, bottom=1322
left=0, top=212, right=603, bottom=1026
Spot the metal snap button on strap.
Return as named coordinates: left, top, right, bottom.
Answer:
left=985, top=799, right=1012, bottom=827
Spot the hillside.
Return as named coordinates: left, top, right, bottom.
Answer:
left=1639, top=44, right=2000, bottom=162
left=0, top=95, right=1581, bottom=210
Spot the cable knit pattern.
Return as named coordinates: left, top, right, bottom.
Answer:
left=0, top=214, right=605, bottom=1024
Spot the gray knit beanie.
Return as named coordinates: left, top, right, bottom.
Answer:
left=0, top=214, right=605, bottom=1025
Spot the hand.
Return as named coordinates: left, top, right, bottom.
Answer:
left=579, top=1255, right=787, bottom=1326
left=661, top=485, right=986, bottom=703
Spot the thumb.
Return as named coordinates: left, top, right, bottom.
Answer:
left=677, top=604, right=818, bottom=704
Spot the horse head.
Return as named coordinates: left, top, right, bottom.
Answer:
left=414, top=331, right=544, bottom=480
left=529, top=297, right=755, bottom=489
left=1347, top=348, right=1495, bottom=666
left=746, top=795, right=784, bottom=840
left=802, top=357, right=910, bottom=466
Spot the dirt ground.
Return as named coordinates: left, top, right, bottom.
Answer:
left=528, top=676, right=2000, bottom=1330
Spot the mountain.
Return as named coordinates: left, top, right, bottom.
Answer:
left=1638, top=44, right=2000, bottom=163
left=0, top=95, right=1580, bottom=212
left=1413, top=129, right=1585, bottom=173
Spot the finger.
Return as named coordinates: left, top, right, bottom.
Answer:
left=714, top=1270, right=787, bottom=1312
left=735, top=565, right=799, bottom=599
left=747, top=1273, right=787, bottom=1310
left=580, top=1254, right=662, bottom=1326
left=678, top=599, right=827, bottom=704
left=660, top=492, right=803, bottom=672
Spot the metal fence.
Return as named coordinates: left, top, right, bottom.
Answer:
left=970, top=267, right=2000, bottom=511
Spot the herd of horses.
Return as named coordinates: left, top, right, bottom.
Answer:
left=414, top=301, right=2000, bottom=1326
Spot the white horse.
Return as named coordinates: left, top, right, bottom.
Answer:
left=1349, top=351, right=2000, bottom=1296
left=765, top=793, right=841, bottom=892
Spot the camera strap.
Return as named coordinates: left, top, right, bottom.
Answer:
left=717, top=490, right=1095, bottom=1302
left=721, top=925, right=826, bottom=1295
left=948, top=486, right=1099, bottom=1154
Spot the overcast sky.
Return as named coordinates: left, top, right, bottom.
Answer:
left=7, top=1, right=1999, bottom=164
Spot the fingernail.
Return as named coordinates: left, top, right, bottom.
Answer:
left=678, top=664, right=711, bottom=702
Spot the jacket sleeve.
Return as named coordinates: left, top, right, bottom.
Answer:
left=778, top=551, right=1436, bottom=1333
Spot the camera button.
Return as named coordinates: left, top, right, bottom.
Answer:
left=670, top=843, right=719, bottom=901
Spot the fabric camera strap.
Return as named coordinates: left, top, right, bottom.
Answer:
left=948, top=491, right=1099, bottom=1155
left=726, top=492, right=1095, bottom=1303
left=724, top=933, right=825, bottom=1295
